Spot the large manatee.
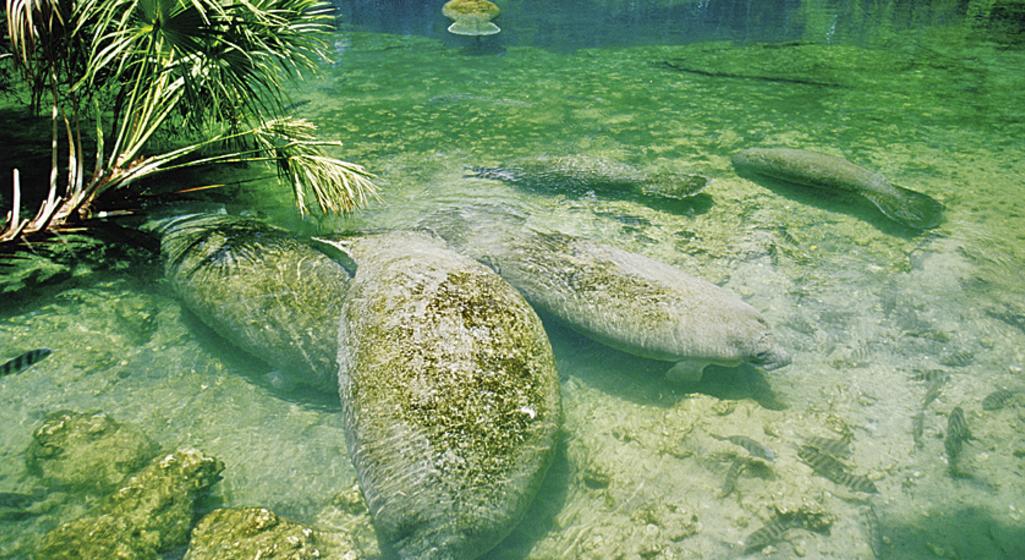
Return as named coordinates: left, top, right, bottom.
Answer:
left=315, top=231, right=560, bottom=560
left=470, top=154, right=710, bottom=202
left=424, top=207, right=790, bottom=382
left=160, top=214, right=349, bottom=391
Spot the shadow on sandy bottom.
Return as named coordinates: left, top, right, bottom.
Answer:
left=488, top=439, right=572, bottom=560
left=880, top=505, right=1025, bottom=559
left=734, top=169, right=930, bottom=238
left=545, top=318, right=786, bottom=411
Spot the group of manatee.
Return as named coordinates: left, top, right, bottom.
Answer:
left=159, top=147, right=941, bottom=559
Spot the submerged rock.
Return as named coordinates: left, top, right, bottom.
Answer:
left=26, top=410, right=158, bottom=493
left=470, top=154, right=710, bottom=203
left=160, top=214, right=350, bottom=391
left=426, top=207, right=789, bottom=382
left=316, top=231, right=561, bottom=560
left=36, top=448, right=224, bottom=559
left=732, top=147, right=944, bottom=230
left=184, top=507, right=320, bottom=560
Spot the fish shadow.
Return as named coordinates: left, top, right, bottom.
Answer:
left=177, top=309, right=341, bottom=411
left=734, top=169, right=923, bottom=239
left=878, top=506, right=1025, bottom=559
left=543, top=318, right=785, bottom=410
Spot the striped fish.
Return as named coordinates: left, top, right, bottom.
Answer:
left=798, top=444, right=879, bottom=493
left=982, top=389, right=1020, bottom=411
left=720, top=458, right=747, bottom=498
left=945, top=407, right=973, bottom=473
left=744, top=515, right=796, bottom=552
left=910, top=368, right=950, bottom=384
left=711, top=434, right=776, bottom=462
left=0, top=349, right=52, bottom=377
left=912, top=411, right=925, bottom=449
left=805, top=435, right=853, bottom=459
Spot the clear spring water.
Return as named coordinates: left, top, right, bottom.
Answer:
left=3, top=0, right=1025, bottom=557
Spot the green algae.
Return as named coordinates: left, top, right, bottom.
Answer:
left=162, top=214, right=350, bottom=391
left=36, top=448, right=223, bottom=559
left=26, top=410, right=158, bottom=493
left=184, top=507, right=320, bottom=560
left=335, top=232, right=560, bottom=559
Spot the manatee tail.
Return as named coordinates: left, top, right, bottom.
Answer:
left=860, top=186, right=944, bottom=230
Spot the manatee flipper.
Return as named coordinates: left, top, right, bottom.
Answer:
left=311, top=237, right=358, bottom=276
left=860, top=186, right=944, bottom=230
left=665, top=359, right=709, bottom=383
left=640, top=172, right=711, bottom=201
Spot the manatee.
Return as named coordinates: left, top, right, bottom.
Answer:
left=314, top=231, right=560, bottom=560
left=731, top=147, right=944, bottom=230
left=424, top=207, right=789, bottom=382
left=160, top=214, right=349, bottom=391
left=470, top=154, right=710, bottom=202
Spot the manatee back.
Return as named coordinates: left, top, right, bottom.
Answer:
left=337, top=232, right=560, bottom=560
left=492, top=230, right=771, bottom=365
left=162, top=215, right=349, bottom=391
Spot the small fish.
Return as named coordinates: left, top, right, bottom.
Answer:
left=947, top=407, right=972, bottom=442
left=0, top=348, right=52, bottom=377
left=711, top=434, right=776, bottom=462
left=911, top=368, right=950, bottom=384
left=923, top=377, right=944, bottom=407
left=720, top=458, right=747, bottom=498
left=744, top=515, right=799, bottom=552
left=982, top=388, right=1020, bottom=411
left=861, top=505, right=883, bottom=559
left=805, top=435, right=853, bottom=459
left=911, top=411, right=925, bottom=449
left=940, top=350, right=974, bottom=368
left=799, top=444, right=879, bottom=493
left=944, top=407, right=973, bottom=473
left=0, top=491, right=40, bottom=509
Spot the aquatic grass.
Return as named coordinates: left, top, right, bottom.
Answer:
left=1, top=0, right=376, bottom=246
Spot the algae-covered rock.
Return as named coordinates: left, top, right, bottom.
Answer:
left=442, top=0, right=501, bottom=36
left=25, top=410, right=158, bottom=492
left=470, top=154, right=710, bottom=203
left=317, top=231, right=561, bottom=560
left=35, top=448, right=224, bottom=559
left=184, top=507, right=319, bottom=560
left=161, top=214, right=350, bottom=391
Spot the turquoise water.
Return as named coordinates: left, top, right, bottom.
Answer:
left=3, top=0, right=1025, bottom=558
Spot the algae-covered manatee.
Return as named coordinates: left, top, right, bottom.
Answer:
left=425, top=207, right=789, bottom=382
left=731, top=147, right=944, bottom=230
left=470, top=154, right=710, bottom=203
left=160, top=214, right=350, bottom=391
left=315, top=231, right=560, bottom=560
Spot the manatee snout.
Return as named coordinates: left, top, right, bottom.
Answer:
left=751, top=336, right=791, bottom=372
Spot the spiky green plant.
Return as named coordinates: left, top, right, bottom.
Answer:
left=1, top=0, right=375, bottom=244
